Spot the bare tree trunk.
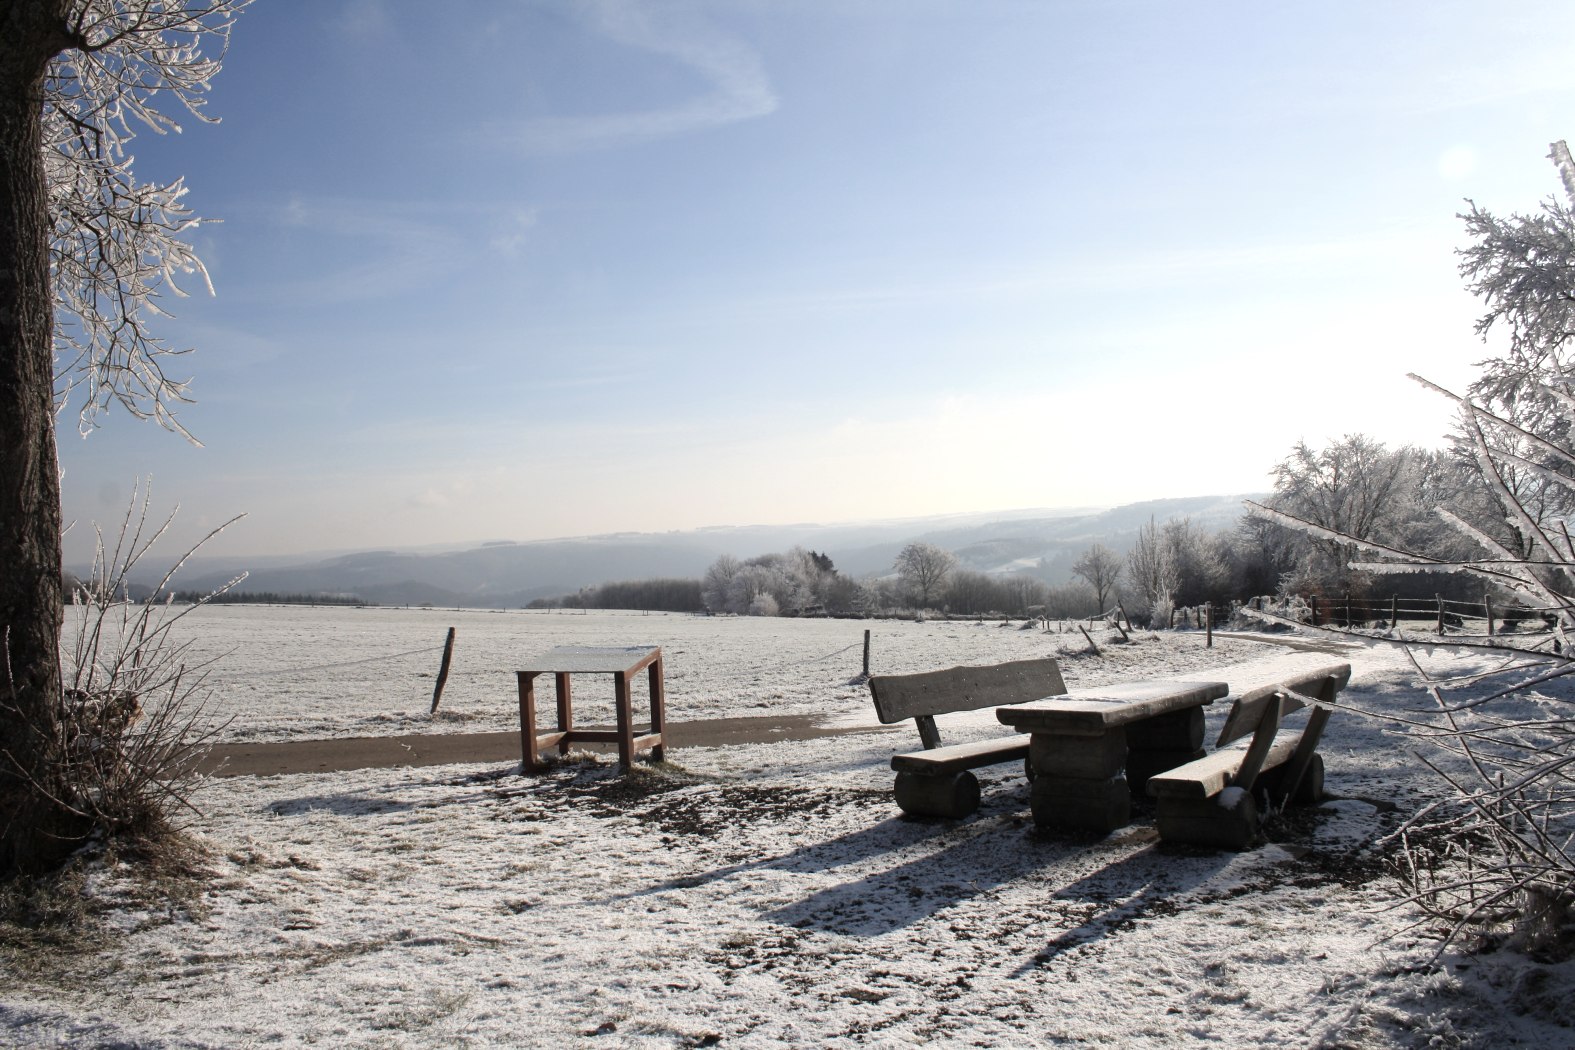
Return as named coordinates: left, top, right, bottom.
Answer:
left=1, top=2, right=77, bottom=876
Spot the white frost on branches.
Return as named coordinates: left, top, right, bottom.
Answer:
left=44, top=0, right=248, bottom=441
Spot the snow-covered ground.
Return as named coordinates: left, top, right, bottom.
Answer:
left=8, top=609, right=1575, bottom=1047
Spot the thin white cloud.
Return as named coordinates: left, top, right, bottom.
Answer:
left=239, top=198, right=465, bottom=306
left=490, top=207, right=539, bottom=257
left=499, top=0, right=778, bottom=155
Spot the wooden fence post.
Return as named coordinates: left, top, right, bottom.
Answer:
left=1205, top=603, right=1213, bottom=648
left=1390, top=595, right=1398, bottom=628
left=430, top=627, right=457, bottom=714
left=1344, top=593, right=1352, bottom=626
left=1078, top=624, right=1102, bottom=655
left=1485, top=594, right=1495, bottom=637
left=1309, top=595, right=1319, bottom=626
left=1436, top=594, right=1445, bottom=635
left=862, top=629, right=871, bottom=677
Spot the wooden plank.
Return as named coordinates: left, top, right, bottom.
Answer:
left=1216, top=663, right=1351, bottom=747
left=1276, top=705, right=1332, bottom=803
left=1229, top=693, right=1283, bottom=792
left=868, top=658, right=1066, bottom=724
left=519, top=645, right=661, bottom=676
left=1030, top=729, right=1125, bottom=779
left=562, top=729, right=630, bottom=744
left=1146, top=734, right=1302, bottom=799
left=1029, top=774, right=1130, bottom=832
left=648, top=654, right=667, bottom=764
left=554, top=671, right=573, bottom=757
left=518, top=671, right=542, bottom=770
left=891, top=736, right=1029, bottom=775
left=997, top=680, right=1227, bottom=735
left=895, top=771, right=981, bottom=818
left=1155, top=792, right=1259, bottom=849
left=1125, top=706, right=1205, bottom=751
left=533, top=730, right=569, bottom=750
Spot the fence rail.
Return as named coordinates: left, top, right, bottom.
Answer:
left=1252, top=593, right=1559, bottom=638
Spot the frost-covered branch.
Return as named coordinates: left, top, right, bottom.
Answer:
left=45, top=0, right=249, bottom=439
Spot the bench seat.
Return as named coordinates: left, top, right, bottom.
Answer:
left=891, top=736, right=1031, bottom=776
left=1147, top=735, right=1302, bottom=800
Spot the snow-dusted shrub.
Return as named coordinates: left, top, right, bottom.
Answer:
left=25, top=488, right=240, bottom=854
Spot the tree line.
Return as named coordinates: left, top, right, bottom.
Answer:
left=166, top=590, right=370, bottom=607
left=527, top=578, right=704, bottom=613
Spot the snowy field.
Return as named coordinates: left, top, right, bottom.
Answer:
left=75, top=604, right=1283, bottom=742
left=9, top=608, right=1575, bottom=1047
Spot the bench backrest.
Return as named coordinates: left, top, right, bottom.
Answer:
left=869, top=658, right=1066, bottom=748
left=1216, top=662, right=1352, bottom=747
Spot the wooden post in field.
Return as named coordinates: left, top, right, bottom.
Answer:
left=1436, top=594, right=1446, bottom=635
left=862, top=629, right=871, bottom=677
left=1485, top=594, right=1495, bottom=637
left=1205, top=603, right=1213, bottom=648
left=1309, top=595, right=1319, bottom=626
left=1390, top=595, right=1398, bottom=629
left=1078, top=624, right=1102, bottom=655
left=430, top=627, right=456, bottom=714
left=1344, top=593, right=1352, bottom=626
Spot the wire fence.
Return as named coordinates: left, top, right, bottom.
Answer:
left=1249, top=593, right=1560, bottom=640
left=206, top=644, right=446, bottom=683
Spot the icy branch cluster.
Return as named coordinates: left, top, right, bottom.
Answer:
left=44, top=0, right=248, bottom=440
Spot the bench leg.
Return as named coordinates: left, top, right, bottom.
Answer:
left=1155, top=790, right=1259, bottom=850
left=894, top=771, right=980, bottom=819
left=1259, top=752, right=1324, bottom=806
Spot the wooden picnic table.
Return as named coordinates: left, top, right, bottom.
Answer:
left=516, top=645, right=665, bottom=772
left=996, top=679, right=1228, bottom=832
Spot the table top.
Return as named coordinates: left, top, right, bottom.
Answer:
left=519, top=645, right=662, bottom=675
left=996, top=679, right=1228, bottom=735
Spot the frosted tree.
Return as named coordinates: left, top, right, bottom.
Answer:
left=1125, top=517, right=1178, bottom=625
left=700, top=555, right=741, bottom=614
left=894, top=541, right=956, bottom=609
left=1245, top=144, right=1575, bottom=954
left=1070, top=543, right=1122, bottom=612
left=1265, top=435, right=1414, bottom=595
left=1, top=0, right=244, bottom=876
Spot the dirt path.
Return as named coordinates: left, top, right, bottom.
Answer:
left=1213, top=630, right=1365, bottom=655
left=197, top=714, right=893, bottom=778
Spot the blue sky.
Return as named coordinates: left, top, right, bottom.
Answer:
left=55, top=0, right=1575, bottom=562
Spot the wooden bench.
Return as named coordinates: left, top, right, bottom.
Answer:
left=869, top=658, right=1068, bottom=818
left=1146, top=662, right=1352, bottom=849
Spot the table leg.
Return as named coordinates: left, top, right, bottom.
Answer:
left=648, top=654, right=666, bottom=763
left=554, top=671, right=574, bottom=757
left=517, top=671, right=542, bottom=771
left=614, top=671, right=634, bottom=769
left=1028, top=728, right=1130, bottom=832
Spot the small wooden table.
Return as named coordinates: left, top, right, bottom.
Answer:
left=516, top=645, right=666, bottom=772
left=996, top=679, right=1228, bottom=832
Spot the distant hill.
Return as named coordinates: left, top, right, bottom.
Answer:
left=142, top=495, right=1261, bottom=608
